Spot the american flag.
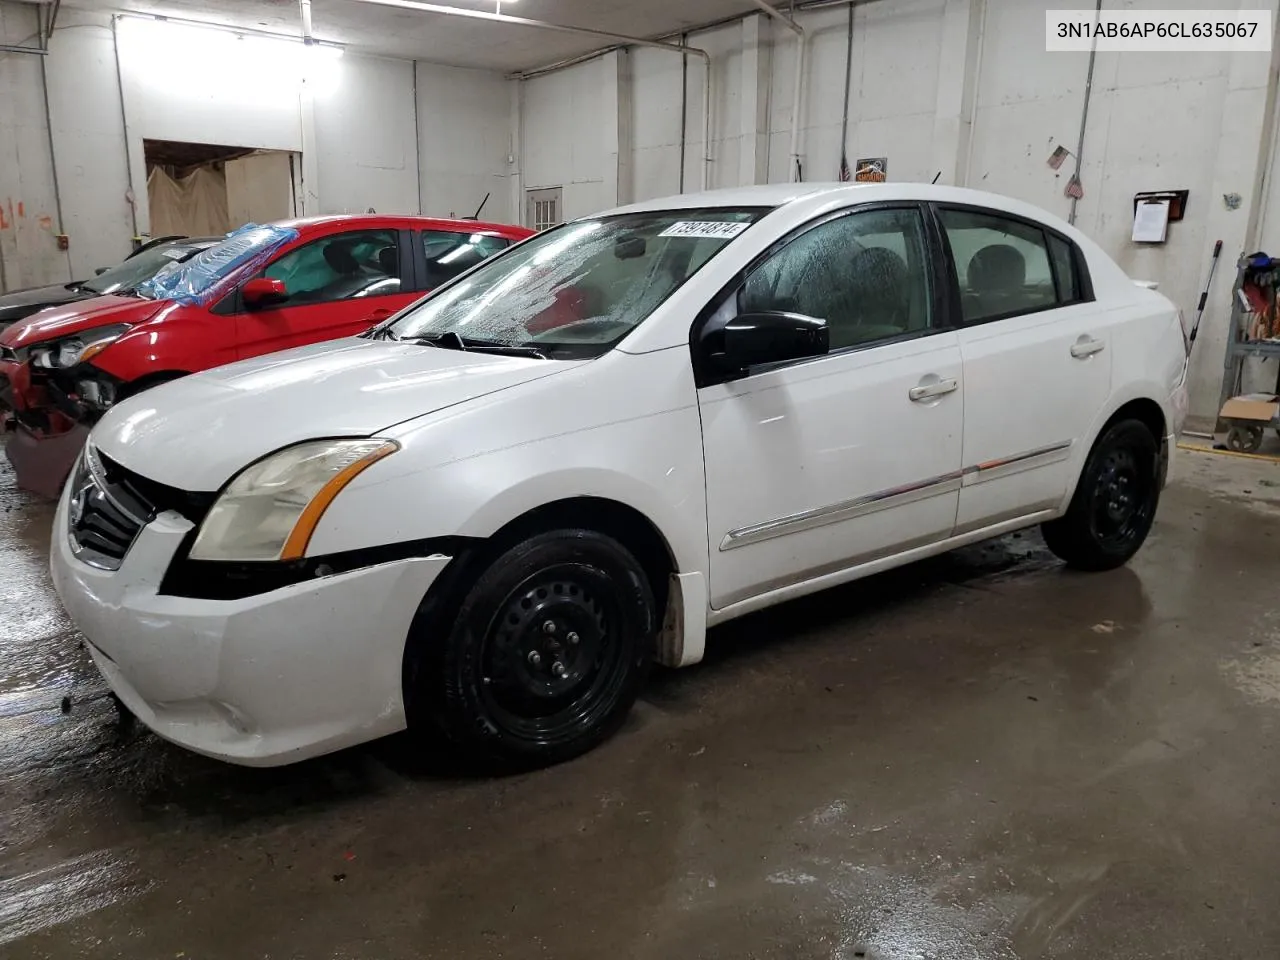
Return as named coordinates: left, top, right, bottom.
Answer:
left=839, top=152, right=852, bottom=182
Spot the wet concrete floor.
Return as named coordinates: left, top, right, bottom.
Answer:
left=3, top=449, right=1280, bottom=959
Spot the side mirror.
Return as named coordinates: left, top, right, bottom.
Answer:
left=242, top=277, right=288, bottom=308
left=94, top=266, right=110, bottom=276
left=719, top=311, right=829, bottom=370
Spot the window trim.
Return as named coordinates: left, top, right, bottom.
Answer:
left=929, top=202, right=1095, bottom=329
left=690, top=200, right=956, bottom=389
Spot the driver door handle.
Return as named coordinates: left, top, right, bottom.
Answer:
left=367, top=308, right=393, bottom=322
left=909, top=378, right=958, bottom=402
left=1070, top=337, right=1106, bottom=359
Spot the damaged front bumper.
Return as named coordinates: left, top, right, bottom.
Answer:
left=0, top=356, right=121, bottom=497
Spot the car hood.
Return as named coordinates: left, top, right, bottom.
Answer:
left=92, top=338, right=574, bottom=491
left=0, top=282, right=88, bottom=327
left=0, top=294, right=166, bottom=349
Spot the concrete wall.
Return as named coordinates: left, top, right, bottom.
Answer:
left=511, top=0, right=1280, bottom=426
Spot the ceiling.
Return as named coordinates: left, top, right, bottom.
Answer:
left=55, top=0, right=773, bottom=71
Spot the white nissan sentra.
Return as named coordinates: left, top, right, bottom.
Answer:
left=51, top=183, right=1189, bottom=769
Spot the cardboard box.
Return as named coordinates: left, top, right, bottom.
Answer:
left=1220, top=393, right=1280, bottom=424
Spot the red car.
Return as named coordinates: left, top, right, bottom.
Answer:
left=0, top=214, right=532, bottom=495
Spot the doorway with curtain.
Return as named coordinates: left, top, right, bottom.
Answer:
left=144, top=139, right=300, bottom=239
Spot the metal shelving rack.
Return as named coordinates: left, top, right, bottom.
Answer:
left=1217, top=256, right=1280, bottom=417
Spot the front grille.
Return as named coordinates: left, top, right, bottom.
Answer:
left=67, top=448, right=155, bottom=570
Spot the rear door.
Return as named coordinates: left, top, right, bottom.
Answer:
left=415, top=229, right=512, bottom=292
left=233, top=227, right=416, bottom=359
left=936, top=205, right=1113, bottom=533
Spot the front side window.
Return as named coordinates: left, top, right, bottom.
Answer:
left=382, top=208, right=766, bottom=359
left=421, top=231, right=511, bottom=288
left=263, top=230, right=400, bottom=306
left=939, top=209, right=1060, bottom=323
left=740, top=206, right=935, bottom=350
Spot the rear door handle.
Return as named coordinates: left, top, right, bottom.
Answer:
left=367, top=308, right=393, bottom=323
left=909, top=377, right=959, bottom=402
left=1070, top=337, right=1105, bottom=359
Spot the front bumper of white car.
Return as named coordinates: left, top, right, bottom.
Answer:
left=50, top=476, right=447, bottom=766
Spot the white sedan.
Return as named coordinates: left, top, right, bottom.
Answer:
left=50, top=183, right=1189, bottom=768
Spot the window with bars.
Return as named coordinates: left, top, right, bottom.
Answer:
left=526, top=187, right=562, bottom=232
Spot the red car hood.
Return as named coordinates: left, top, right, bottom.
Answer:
left=0, top=295, right=166, bottom=349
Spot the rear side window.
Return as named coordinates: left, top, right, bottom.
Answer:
left=422, top=231, right=511, bottom=288
left=939, top=209, right=1061, bottom=324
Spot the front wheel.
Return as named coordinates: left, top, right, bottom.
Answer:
left=406, top=529, right=656, bottom=770
left=1041, top=419, right=1160, bottom=571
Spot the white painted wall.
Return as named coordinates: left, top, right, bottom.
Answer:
left=513, top=0, right=1280, bottom=426
left=0, top=1, right=67, bottom=289
left=313, top=54, right=420, bottom=215
left=0, top=2, right=516, bottom=292
left=43, top=9, right=135, bottom=278
left=416, top=61, right=513, bottom=223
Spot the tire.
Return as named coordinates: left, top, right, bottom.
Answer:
left=1041, top=418, right=1160, bottom=572
left=406, top=529, right=656, bottom=770
left=1226, top=424, right=1264, bottom=454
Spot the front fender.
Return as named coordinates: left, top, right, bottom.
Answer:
left=307, top=405, right=710, bottom=581
left=89, top=304, right=232, bottom=382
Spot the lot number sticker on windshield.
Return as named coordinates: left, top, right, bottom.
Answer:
left=659, top=221, right=751, bottom=240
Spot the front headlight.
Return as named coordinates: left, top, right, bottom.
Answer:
left=189, top=439, right=399, bottom=562
left=31, top=324, right=131, bottom=369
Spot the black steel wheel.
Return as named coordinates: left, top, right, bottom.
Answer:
left=406, top=529, right=655, bottom=770
left=1226, top=424, right=1264, bottom=454
left=1042, top=419, right=1160, bottom=571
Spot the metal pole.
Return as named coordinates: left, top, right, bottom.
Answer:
left=1068, top=0, right=1102, bottom=225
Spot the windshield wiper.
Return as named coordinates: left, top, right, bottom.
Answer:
left=407, top=332, right=547, bottom=359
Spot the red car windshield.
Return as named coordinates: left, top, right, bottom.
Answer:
left=135, top=224, right=299, bottom=305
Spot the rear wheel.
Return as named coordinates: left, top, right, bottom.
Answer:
left=406, top=529, right=656, bottom=770
left=1041, top=419, right=1160, bottom=571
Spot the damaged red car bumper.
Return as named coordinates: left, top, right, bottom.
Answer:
left=0, top=354, right=91, bottom=498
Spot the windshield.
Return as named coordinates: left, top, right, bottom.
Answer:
left=81, top=242, right=212, bottom=296
left=135, top=223, right=299, bottom=305
left=384, top=208, right=767, bottom=358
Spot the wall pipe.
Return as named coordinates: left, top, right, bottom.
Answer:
left=346, top=0, right=713, bottom=190
left=0, top=42, right=47, bottom=55
left=747, top=0, right=806, bottom=182
left=1068, top=0, right=1102, bottom=225
left=299, top=0, right=315, bottom=42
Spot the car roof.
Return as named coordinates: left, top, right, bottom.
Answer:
left=601, top=182, right=1074, bottom=230
left=270, top=214, right=530, bottom=236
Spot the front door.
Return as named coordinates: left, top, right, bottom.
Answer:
left=697, top=205, right=963, bottom=609
left=934, top=206, right=1113, bottom=533
left=234, top=228, right=414, bottom=360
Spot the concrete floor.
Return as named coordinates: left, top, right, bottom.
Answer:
left=3, top=449, right=1280, bottom=960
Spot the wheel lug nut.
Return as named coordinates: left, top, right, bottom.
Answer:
left=528, top=651, right=542, bottom=666
left=542, top=620, right=556, bottom=635
left=567, top=631, right=579, bottom=645
left=552, top=662, right=566, bottom=678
